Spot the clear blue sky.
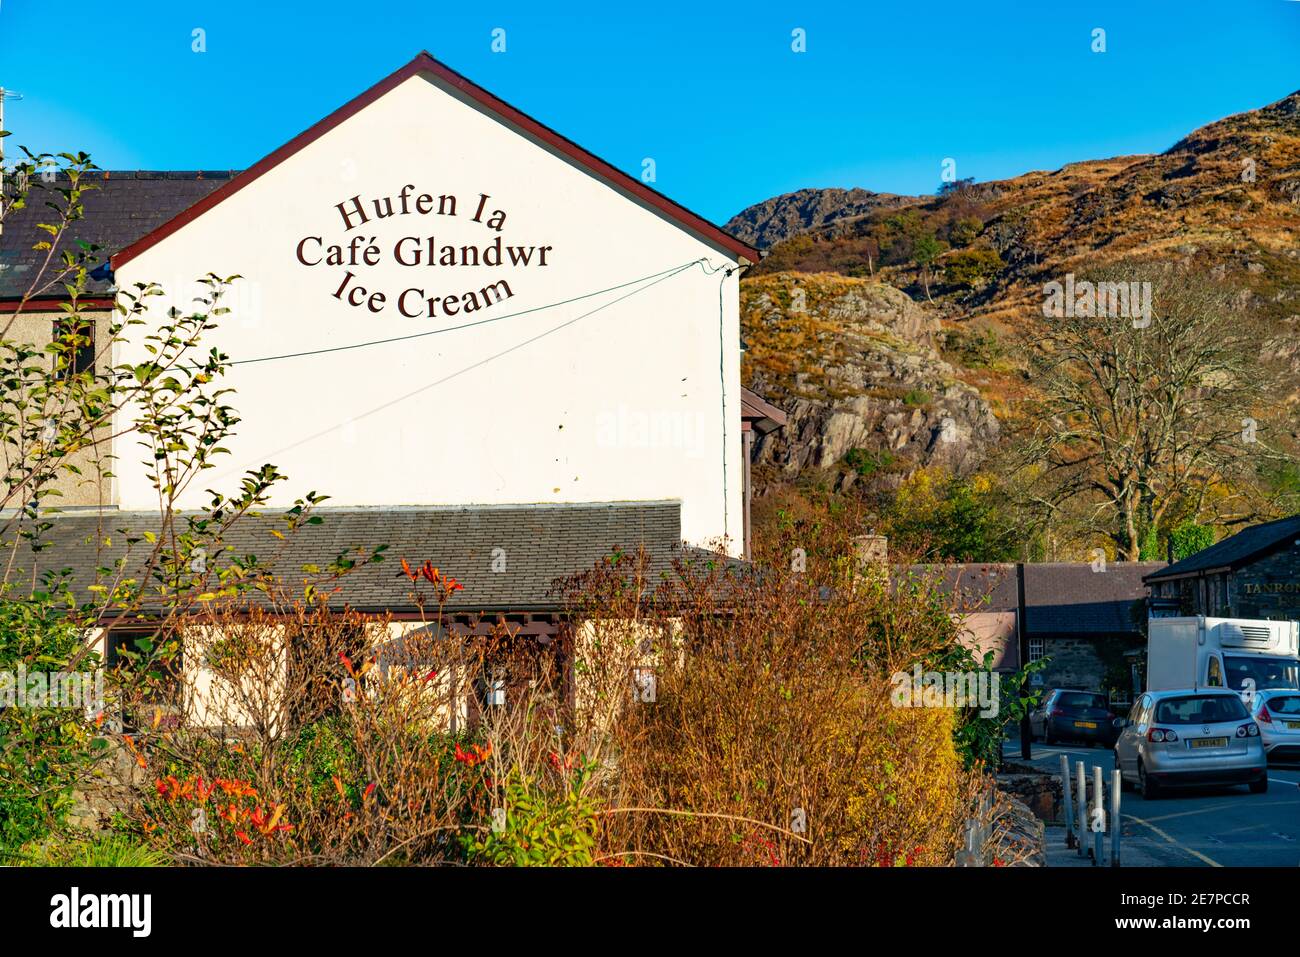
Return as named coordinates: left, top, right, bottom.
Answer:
left=1, top=0, right=1297, bottom=223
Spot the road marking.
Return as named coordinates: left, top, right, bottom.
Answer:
left=1140, top=801, right=1250, bottom=824
left=1123, top=812, right=1223, bottom=867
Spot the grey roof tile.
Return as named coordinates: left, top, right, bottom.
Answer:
left=899, top=561, right=1164, bottom=636
left=896, top=563, right=1018, bottom=613
left=1023, top=562, right=1164, bottom=635
left=9, top=501, right=682, bottom=617
left=0, top=171, right=235, bottom=298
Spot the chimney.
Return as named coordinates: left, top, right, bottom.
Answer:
left=852, top=534, right=888, bottom=578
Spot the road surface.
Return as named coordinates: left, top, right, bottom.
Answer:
left=1005, top=736, right=1300, bottom=867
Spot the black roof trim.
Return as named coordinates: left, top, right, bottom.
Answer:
left=1144, top=515, right=1300, bottom=583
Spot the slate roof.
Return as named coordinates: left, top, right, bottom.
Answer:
left=1143, top=515, right=1300, bottom=582
left=897, top=563, right=1018, bottom=614
left=1023, top=562, right=1165, bottom=635
left=903, top=561, right=1165, bottom=636
left=0, top=171, right=235, bottom=299
left=8, top=501, right=682, bottom=617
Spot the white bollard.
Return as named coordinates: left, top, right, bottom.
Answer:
left=1076, top=760, right=1087, bottom=858
left=1111, top=767, right=1122, bottom=867
left=1092, top=763, right=1104, bottom=866
left=1060, top=753, right=1075, bottom=848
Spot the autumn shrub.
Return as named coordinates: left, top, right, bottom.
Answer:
left=112, top=581, right=601, bottom=866
left=97, top=503, right=997, bottom=867
left=558, top=505, right=982, bottom=867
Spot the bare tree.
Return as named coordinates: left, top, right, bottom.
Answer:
left=1018, top=262, right=1291, bottom=560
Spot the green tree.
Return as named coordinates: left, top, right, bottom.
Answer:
left=886, top=469, right=1019, bottom=562
left=1169, top=521, right=1216, bottom=560
left=912, top=232, right=943, bottom=302
left=943, top=247, right=1004, bottom=289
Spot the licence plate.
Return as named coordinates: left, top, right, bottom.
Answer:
left=1287, top=722, right=1300, bottom=730
left=1074, top=721, right=1097, bottom=729
left=1189, top=737, right=1229, bottom=749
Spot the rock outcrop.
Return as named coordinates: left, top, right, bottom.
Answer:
left=742, top=273, right=999, bottom=490
left=724, top=187, right=917, bottom=250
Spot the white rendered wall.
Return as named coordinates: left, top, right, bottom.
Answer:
left=112, top=73, right=745, bottom=553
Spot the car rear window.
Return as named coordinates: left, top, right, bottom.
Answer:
left=1057, top=692, right=1107, bottom=710
left=1267, top=696, right=1300, bottom=716
left=1153, top=695, right=1248, bottom=725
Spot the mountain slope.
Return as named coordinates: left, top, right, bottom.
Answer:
left=736, top=90, right=1300, bottom=549
left=733, top=89, right=1300, bottom=328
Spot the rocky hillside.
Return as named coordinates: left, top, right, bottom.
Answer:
left=742, top=273, right=999, bottom=493
left=734, top=89, right=1300, bottom=330
left=724, top=187, right=917, bottom=250
left=737, top=89, right=1300, bottom=513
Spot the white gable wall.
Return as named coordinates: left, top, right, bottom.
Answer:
left=112, top=74, right=744, bottom=553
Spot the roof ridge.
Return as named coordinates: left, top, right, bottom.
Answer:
left=111, top=51, right=758, bottom=270
left=36, top=499, right=683, bottom=520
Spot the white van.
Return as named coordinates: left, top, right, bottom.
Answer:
left=1146, top=616, right=1300, bottom=697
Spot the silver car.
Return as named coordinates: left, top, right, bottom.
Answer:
left=1248, top=689, right=1300, bottom=763
left=1113, top=689, right=1267, bottom=798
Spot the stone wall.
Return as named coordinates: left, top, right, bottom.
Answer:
left=1038, top=637, right=1110, bottom=691
left=998, top=761, right=1063, bottom=823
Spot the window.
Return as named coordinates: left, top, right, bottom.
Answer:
left=1224, top=655, right=1300, bottom=692
left=1266, top=695, right=1300, bottom=716
left=1028, top=637, right=1045, bottom=662
left=105, top=627, right=184, bottom=723
left=52, top=318, right=95, bottom=377
left=1153, top=694, right=1248, bottom=725
left=1207, top=656, right=1223, bottom=687
left=1057, top=691, right=1107, bottom=710
left=1130, top=696, right=1151, bottom=724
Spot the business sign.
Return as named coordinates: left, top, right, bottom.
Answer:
left=294, top=186, right=554, bottom=319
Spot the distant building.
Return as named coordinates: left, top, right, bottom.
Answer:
left=904, top=560, right=1164, bottom=703
left=1022, top=563, right=1164, bottom=703
left=1144, top=515, right=1300, bottom=621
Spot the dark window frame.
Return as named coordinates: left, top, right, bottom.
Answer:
left=51, top=317, right=96, bottom=377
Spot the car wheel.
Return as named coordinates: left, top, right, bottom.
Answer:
left=1250, top=776, right=1268, bottom=795
left=1139, top=761, right=1160, bottom=800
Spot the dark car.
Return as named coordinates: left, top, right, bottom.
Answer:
left=1029, top=689, right=1117, bottom=747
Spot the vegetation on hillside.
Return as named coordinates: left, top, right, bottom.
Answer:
left=741, top=90, right=1300, bottom=562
